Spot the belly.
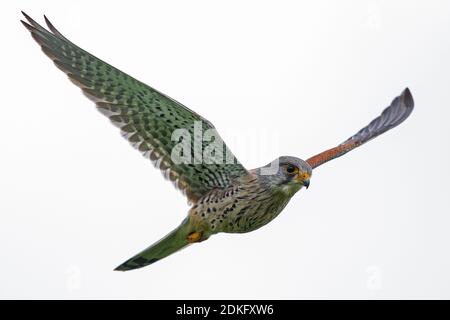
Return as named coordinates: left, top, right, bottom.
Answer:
left=189, top=190, right=290, bottom=234
left=225, top=197, right=290, bottom=233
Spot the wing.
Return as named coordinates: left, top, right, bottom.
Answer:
left=21, top=12, right=247, bottom=203
left=306, top=88, right=414, bottom=169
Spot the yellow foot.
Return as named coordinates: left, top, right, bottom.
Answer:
left=187, top=231, right=202, bottom=243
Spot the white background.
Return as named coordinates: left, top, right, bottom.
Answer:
left=1, top=0, right=449, bottom=299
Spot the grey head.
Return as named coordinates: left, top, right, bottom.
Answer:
left=256, top=156, right=312, bottom=193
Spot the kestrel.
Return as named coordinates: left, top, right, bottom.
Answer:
left=22, top=13, right=414, bottom=271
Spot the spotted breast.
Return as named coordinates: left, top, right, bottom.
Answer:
left=189, top=172, right=293, bottom=235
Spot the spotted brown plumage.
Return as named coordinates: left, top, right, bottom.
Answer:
left=20, top=12, right=246, bottom=203
left=22, top=13, right=415, bottom=272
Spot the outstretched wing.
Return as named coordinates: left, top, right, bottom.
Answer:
left=21, top=12, right=247, bottom=202
left=306, top=88, right=414, bottom=169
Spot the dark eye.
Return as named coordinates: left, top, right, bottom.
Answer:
left=285, top=164, right=297, bottom=175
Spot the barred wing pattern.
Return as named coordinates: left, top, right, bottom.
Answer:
left=307, top=88, right=414, bottom=169
left=22, top=13, right=247, bottom=202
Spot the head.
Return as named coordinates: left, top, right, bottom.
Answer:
left=257, top=156, right=312, bottom=194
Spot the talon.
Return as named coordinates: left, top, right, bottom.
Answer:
left=187, top=231, right=202, bottom=243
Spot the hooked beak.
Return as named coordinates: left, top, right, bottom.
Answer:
left=295, top=173, right=311, bottom=189
left=303, top=179, right=310, bottom=189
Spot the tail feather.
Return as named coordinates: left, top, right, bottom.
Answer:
left=115, top=220, right=192, bottom=271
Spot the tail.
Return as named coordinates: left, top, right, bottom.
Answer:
left=115, top=219, right=193, bottom=271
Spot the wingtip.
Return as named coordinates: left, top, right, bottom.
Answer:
left=21, top=10, right=30, bottom=20
left=21, top=10, right=36, bottom=25
left=20, top=19, right=38, bottom=34
left=401, top=87, right=414, bottom=108
left=43, top=14, right=53, bottom=30
left=20, top=11, right=43, bottom=32
left=20, top=11, right=32, bottom=29
left=43, top=14, right=65, bottom=38
left=20, top=19, right=31, bottom=30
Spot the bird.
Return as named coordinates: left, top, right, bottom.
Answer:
left=21, top=12, right=414, bottom=272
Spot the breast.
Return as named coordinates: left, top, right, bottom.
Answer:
left=226, top=194, right=290, bottom=233
left=189, top=177, right=291, bottom=234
